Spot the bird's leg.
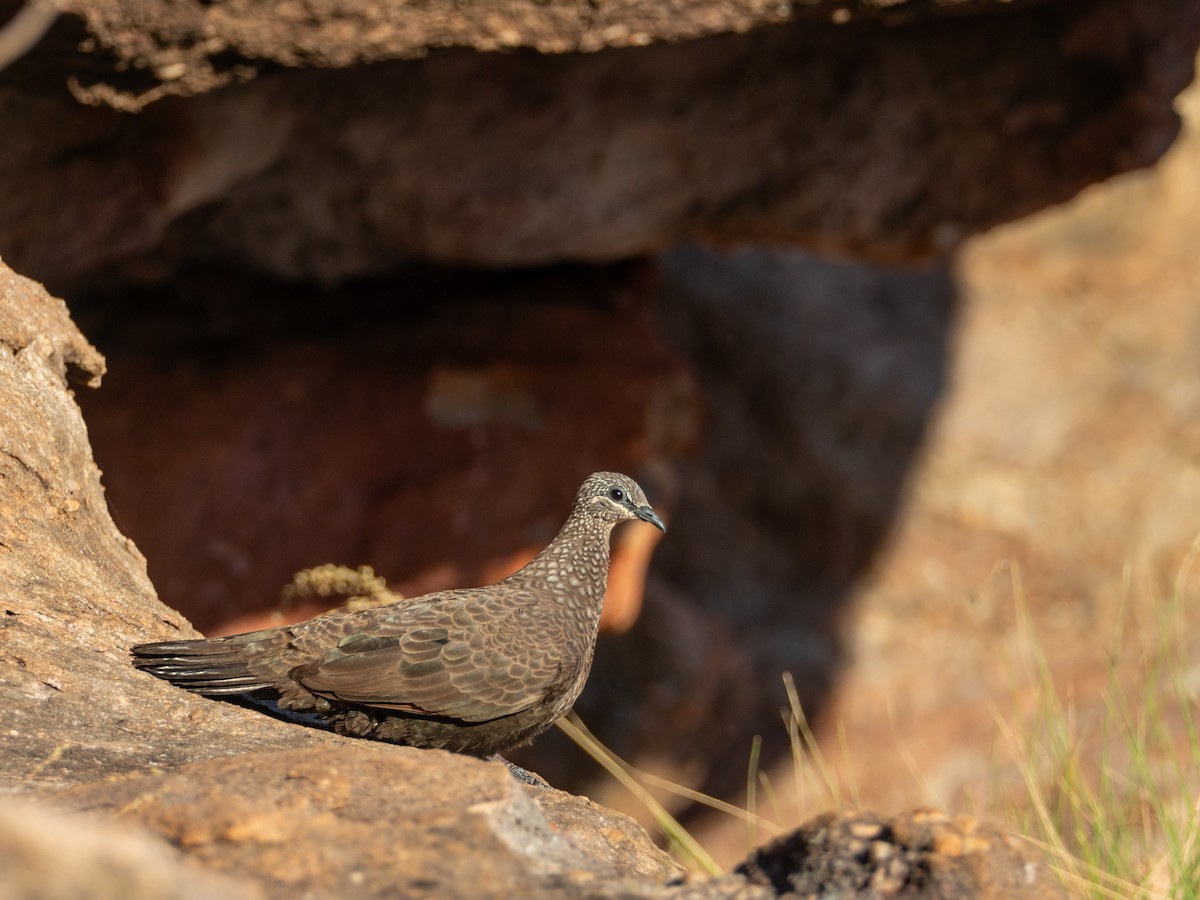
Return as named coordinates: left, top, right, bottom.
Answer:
left=491, top=754, right=549, bottom=787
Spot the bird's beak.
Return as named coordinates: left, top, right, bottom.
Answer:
left=635, top=505, right=667, bottom=533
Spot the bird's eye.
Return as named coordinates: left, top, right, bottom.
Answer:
left=609, top=487, right=624, bottom=502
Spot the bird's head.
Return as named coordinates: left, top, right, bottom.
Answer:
left=575, top=472, right=666, bottom=533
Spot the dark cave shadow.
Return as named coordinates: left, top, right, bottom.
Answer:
left=69, top=260, right=658, bottom=635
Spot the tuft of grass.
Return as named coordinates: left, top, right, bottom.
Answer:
left=779, top=670, right=856, bottom=813
left=993, top=551, right=1200, bottom=899
left=556, top=713, right=727, bottom=876
left=556, top=672, right=855, bottom=874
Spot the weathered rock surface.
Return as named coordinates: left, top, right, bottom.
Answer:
left=43, top=0, right=1055, bottom=97
left=0, top=258, right=361, bottom=794
left=1, top=0, right=1196, bottom=288
left=0, top=795, right=259, bottom=900
left=56, top=746, right=684, bottom=899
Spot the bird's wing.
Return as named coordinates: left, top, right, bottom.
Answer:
left=289, top=592, right=565, bottom=724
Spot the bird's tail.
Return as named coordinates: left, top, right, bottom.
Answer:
left=131, top=634, right=277, bottom=696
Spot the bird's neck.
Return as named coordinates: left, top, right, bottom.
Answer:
left=505, top=518, right=613, bottom=615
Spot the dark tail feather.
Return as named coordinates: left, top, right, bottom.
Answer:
left=132, top=637, right=276, bottom=696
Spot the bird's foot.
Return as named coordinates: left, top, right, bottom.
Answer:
left=491, top=754, right=549, bottom=787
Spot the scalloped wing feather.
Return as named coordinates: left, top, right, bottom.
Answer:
left=291, top=591, right=565, bottom=723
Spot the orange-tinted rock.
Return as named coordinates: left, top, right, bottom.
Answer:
left=77, top=268, right=687, bottom=635
left=600, top=521, right=665, bottom=634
